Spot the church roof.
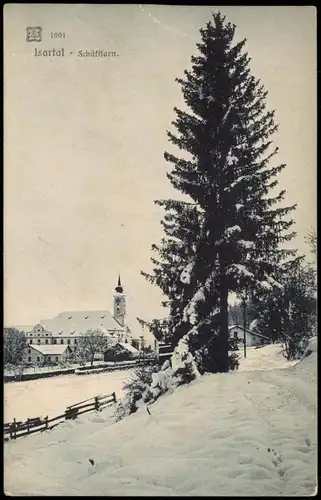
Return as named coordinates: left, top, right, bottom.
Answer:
left=39, top=311, right=125, bottom=336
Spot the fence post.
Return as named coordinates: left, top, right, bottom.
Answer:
left=27, top=418, right=30, bottom=434
left=45, top=416, right=48, bottom=429
left=13, top=418, right=16, bottom=440
left=94, top=396, right=99, bottom=411
left=112, top=392, right=117, bottom=403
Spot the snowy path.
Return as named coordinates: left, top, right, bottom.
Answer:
left=4, top=345, right=317, bottom=496
left=235, top=369, right=317, bottom=496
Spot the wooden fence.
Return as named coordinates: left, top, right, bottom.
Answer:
left=4, top=392, right=116, bottom=441
left=74, top=358, right=156, bottom=375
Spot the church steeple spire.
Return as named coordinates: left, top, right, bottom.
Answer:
left=114, top=275, right=125, bottom=327
left=115, top=274, right=123, bottom=293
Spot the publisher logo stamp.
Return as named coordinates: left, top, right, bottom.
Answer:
left=26, top=27, right=42, bottom=42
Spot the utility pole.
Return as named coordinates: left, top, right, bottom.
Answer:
left=140, top=335, right=145, bottom=366
left=243, top=296, right=247, bottom=358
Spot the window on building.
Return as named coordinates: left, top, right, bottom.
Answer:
left=29, top=339, right=33, bottom=344
left=37, top=339, right=40, bottom=344
left=37, top=356, right=40, bottom=362
left=28, top=357, right=31, bottom=362
left=53, top=339, right=57, bottom=344
left=38, top=333, right=40, bottom=336
left=74, top=339, right=77, bottom=344
left=48, top=356, right=51, bottom=361
left=60, top=339, right=64, bottom=344
left=67, top=339, right=70, bottom=345
left=28, top=348, right=31, bottom=354
left=234, top=331, right=238, bottom=339
left=45, top=339, right=48, bottom=344
left=20, top=357, right=22, bottom=362
left=55, top=356, right=59, bottom=362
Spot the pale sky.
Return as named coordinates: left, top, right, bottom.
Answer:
left=4, top=5, right=317, bottom=339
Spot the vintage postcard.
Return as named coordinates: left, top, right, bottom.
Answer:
left=3, top=4, right=317, bottom=496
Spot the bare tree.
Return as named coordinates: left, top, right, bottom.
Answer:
left=76, top=328, right=111, bottom=367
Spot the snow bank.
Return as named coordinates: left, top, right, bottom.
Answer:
left=4, top=341, right=317, bottom=496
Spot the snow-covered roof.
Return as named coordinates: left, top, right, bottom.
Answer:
left=39, top=311, right=125, bottom=336
left=228, top=325, right=270, bottom=340
left=30, top=344, right=70, bottom=355
left=118, top=342, right=139, bottom=355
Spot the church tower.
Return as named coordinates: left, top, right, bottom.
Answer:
left=114, top=275, right=126, bottom=327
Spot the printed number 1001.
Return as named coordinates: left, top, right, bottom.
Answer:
left=50, top=32, right=66, bottom=38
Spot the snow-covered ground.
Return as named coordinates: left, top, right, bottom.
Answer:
left=4, top=340, right=317, bottom=496
left=4, top=370, right=132, bottom=422
left=238, top=344, right=298, bottom=372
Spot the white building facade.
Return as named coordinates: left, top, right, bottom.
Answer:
left=24, top=277, right=133, bottom=352
left=228, top=325, right=271, bottom=347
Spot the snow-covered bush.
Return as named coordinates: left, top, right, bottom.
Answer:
left=170, top=335, right=200, bottom=384
left=4, top=362, right=25, bottom=381
left=301, top=336, right=317, bottom=359
left=148, top=361, right=176, bottom=399
left=104, top=343, right=136, bottom=362
left=114, top=337, right=202, bottom=423
left=114, top=363, right=161, bottom=422
left=282, top=335, right=310, bottom=361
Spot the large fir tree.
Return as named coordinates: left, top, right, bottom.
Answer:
left=140, top=13, right=298, bottom=373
